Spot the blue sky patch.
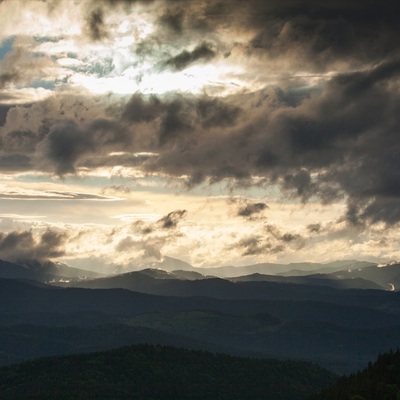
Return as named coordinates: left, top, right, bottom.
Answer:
left=0, top=36, right=15, bottom=60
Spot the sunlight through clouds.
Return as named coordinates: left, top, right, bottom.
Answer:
left=0, top=0, right=400, bottom=270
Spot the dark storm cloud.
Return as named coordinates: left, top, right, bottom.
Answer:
left=39, top=121, right=89, bottom=175
left=237, top=202, right=268, bottom=218
left=196, top=98, right=241, bottom=128
left=122, top=93, right=241, bottom=147
left=122, top=94, right=193, bottom=147
left=146, top=0, right=400, bottom=73
left=85, top=8, right=108, bottom=41
left=0, top=154, right=31, bottom=171
left=4, top=67, right=398, bottom=226
left=38, top=118, right=131, bottom=175
left=5, top=0, right=400, bottom=229
left=0, top=229, right=68, bottom=264
left=162, top=42, right=216, bottom=71
left=131, top=56, right=400, bottom=225
left=122, top=93, right=240, bottom=128
left=2, top=130, right=37, bottom=152
left=283, top=169, right=315, bottom=202
left=216, top=0, right=400, bottom=71
left=50, top=0, right=400, bottom=73
left=122, top=94, right=164, bottom=124
left=158, top=210, right=187, bottom=229
left=0, top=94, right=134, bottom=174
left=159, top=9, right=185, bottom=34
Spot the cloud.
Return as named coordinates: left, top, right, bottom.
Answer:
left=0, top=188, right=118, bottom=201
left=196, top=98, right=241, bottom=128
left=196, top=0, right=400, bottom=72
left=115, top=235, right=163, bottom=263
left=235, top=235, right=284, bottom=257
left=85, top=8, right=108, bottom=41
left=111, top=209, right=189, bottom=265
left=122, top=93, right=240, bottom=148
left=131, top=220, right=154, bottom=235
left=0, top=71, right=18, bottom=90
left=159, top=9, right=185, bottom=34
left=1, top=0, right=400, bottom=232
left=122, top=93, right=241, bottom=129
left=0, top=229, right=68, bottom=264
left=229, top=198, right=268, bottom=219
left=232, top=223, right=305, bottom=257
left=161, top=42, right=216, bottom=71
left=158, top=210, right=187, bottom=229
left=101, top=185, right=131, bottom=195
left=0, top=39, right=53, bottom=89
left=37, top=118, right=132, bottom=175
left=238, top=202, right=267, bottom=218
left=307, top=223, right=321, bottom=233
left=2, top=69, right=400, bottom=227
left=130, top=59, right=400, bottom=225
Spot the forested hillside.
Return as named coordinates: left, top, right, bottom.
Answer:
left=312, top=349, right=400, bottom=399
left=0, top=344, right=336, bottom=400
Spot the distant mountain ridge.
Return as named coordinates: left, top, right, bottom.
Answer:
left=197, top=259, right=377, bottom=278
left=231, top=272, right=384, bottom=290
left=0, top=256, right=380, bottom=285
left=67, top=263, right=397, bottom=299
left=0, top=259, right=103, bottom=283
left=112, top=256, right=377, bottom=278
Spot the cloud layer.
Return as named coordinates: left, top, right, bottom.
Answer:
left=0, top=0, right=400, bottom=266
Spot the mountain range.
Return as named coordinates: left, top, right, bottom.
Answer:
left=0, top=256, right=399, bottom=375
left=2, top=256, right=393, bottom=290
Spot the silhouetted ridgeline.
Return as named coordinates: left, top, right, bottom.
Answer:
left=0, top=345, right=336, bottom=400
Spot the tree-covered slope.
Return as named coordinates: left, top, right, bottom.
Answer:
left=1, top=278, right=400, bottom=374
left=312, top=349, right=400, bottom=400
left=0, top=344, right=336, bottom=400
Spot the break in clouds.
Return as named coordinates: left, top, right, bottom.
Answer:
left=1, top=0, right=400, bottom=266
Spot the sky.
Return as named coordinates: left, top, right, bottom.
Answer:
left=0, top=0, right=400, bottom=272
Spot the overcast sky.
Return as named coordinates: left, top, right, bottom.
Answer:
left=0, top=0, right=399, bottom=271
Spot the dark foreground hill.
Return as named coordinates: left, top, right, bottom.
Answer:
left=0, top=344, right=336, bottom=400
left=312, top=349, right=400, bottom=400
